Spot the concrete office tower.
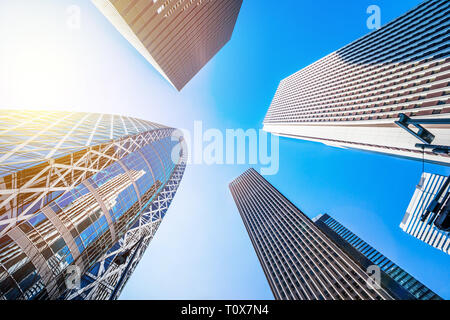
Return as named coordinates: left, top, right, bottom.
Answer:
left=230, top=168, right=395, bottom=300
left=401, top=172, right=450, bottom=255
left=263, top=0, right=450, bottom=165
left=0, top=110, right=186, bottom=300
left=92, top=0, right=243, bottom=91
left=314, top=214, right=441, bottom=300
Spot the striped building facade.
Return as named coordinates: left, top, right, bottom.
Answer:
left=229, top=168, right=394, bottom=300
left=401, top=172, right=450, bottom=255
left=314, top=214, right=441, bottom=300
left=263, top=0, right=450, bottom=165
left=92, top=0, right=243, bottom=91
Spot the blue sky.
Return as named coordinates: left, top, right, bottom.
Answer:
left=0, top=0, right=448, bottom=299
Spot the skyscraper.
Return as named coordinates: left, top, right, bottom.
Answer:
left=0, top=110, right=186, bottom=300
left=314, top=214, right=441, bottom=300
left=401, top=172, right=450, bottom=255
left=263, top=0, right=450, bottom=165
left=229, top=168, right=394, bottom=300
left=92, top=0, right=243, bottom=91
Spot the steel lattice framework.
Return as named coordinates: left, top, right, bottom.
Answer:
left=0, top=110, right=170, bottom=237
left=62, top=161, right=186, bottom=300
left=0, top=110, right=187, bottom=300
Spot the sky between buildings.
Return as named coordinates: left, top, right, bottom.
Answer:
left=0, top=0, right=448, bottom=299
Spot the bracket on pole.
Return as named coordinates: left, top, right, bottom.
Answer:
left=395, top=113, right=450, bottom=154
left=395, top=113, right=435, bottom=144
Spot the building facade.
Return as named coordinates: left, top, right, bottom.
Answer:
left=314, top=214, right=441, bottom=300
left=0, top=110, right=186, bottom=300
left=229, top=168, right=394, bottom=300
left=92, top=0, right=243, bottom=91
left=62, top=161, right=186, bottom=300
left=401, top=172, right=450, bottom=255
left=263, top=0, right=450, bottom=165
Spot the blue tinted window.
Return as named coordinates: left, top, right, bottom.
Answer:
left=28, top=212, right=47, bottom=227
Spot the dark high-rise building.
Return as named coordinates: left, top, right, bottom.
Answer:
left=0, top=110, right=186, bottom=300
left=229, top=168, right=441, bottom=300
left=229, top=168, right=393, bottom=300
left=263, top=0, right=450, bottom=165
left=92, top=0, right=243, bottom=91
left=313, top=214, right=441, bottom=300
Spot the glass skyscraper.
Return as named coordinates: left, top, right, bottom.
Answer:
left=230, top=168, right=392, bottom=300
left=314, top=214, right=441, bottom=300
left=0, top=110, right=186, bottom=300
left=229, top=168, right=440, bottom=300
